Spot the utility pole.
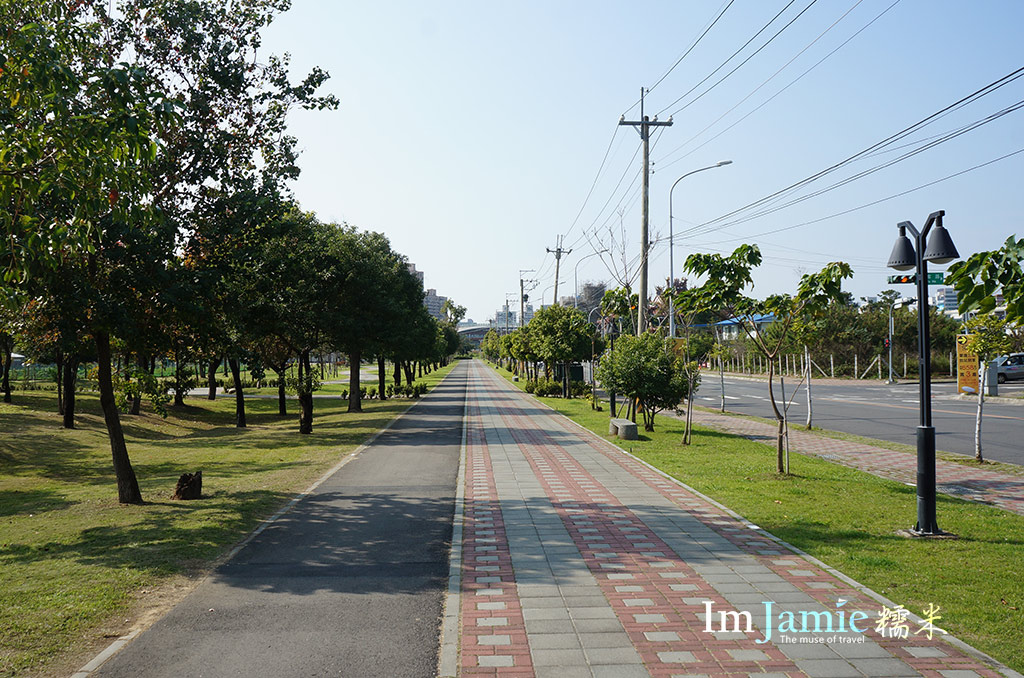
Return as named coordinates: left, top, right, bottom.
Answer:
left=547, top=235, right=572, bottom=306
left=519, top=269, right=535, bottom=328
left=620, top=88, right=672, bottom=333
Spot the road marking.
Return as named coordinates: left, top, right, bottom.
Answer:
left=822, top=396, right=1024, bottom=421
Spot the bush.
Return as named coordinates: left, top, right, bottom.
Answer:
left=569, top=380, right=589, bottom=397
left=386, top=384, right=394, bottom=398
left=367, top=386, right=377, bottom=400
left=341, top=388, right=349, bottom=400
left=523, top=379, right=537, bottom=394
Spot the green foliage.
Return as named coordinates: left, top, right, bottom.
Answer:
left=113, top=367, right=171, bottom=418
left=962, top=313, right=1011, bottom=361
left=947, top=235, right=1024, bottom=322
left=528, top=305, right=596, bottom=365
left=595, top=333, right=693, bottom=431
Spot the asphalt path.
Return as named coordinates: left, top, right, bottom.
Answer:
left=697, top=373, right=1024, bottom=467
left=96, top=362, right=468, bottom=678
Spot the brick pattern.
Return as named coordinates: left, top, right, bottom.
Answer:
left=459, top=395, right=535, bottom=676
left=502, top=408, right=805, bottom=678
left=683, top=408, right=1024, bottom=517
left=542, top=413, right=1003, bottom=677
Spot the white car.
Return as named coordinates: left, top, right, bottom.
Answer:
left=995, top=353, right=1024, bottom=383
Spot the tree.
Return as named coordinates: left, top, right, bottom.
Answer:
left=596, top=334, right=692, bottom=432
left=685, top=245, right=852, bottom=473
left=961, top=313, right=1011, bottom=462
left=947, top=235, right=1024, bottom=323
left=528, top=305, right=595, bottom=398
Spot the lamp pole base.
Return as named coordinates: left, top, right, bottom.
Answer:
left=914, top=425, right=940, bottom=535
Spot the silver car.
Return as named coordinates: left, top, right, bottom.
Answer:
left=996, top=353, right=1024, bottom=383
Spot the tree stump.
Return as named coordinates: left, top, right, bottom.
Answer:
left=172, top=471, right=203, bottom=500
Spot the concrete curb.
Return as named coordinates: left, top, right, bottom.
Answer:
left=437, top=368, right=470, bottom=677
left=496, top=365, right=1023, bottom=678
left=70, top=383, right=444, bottom=678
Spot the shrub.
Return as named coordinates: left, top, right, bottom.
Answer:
left=367, top=386, right=378, bottom=400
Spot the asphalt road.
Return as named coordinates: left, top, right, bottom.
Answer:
left=697, top=374, right=1024, bottom=467
left=96, top=363, right=467, bottom=678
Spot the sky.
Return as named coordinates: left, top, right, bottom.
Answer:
left=260, top=1, right=1024, bottom=324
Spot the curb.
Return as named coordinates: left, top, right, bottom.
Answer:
left=437, top=367, right=470, bottom=677
left=70, top=380, right=448, bottom=678
left=492, top=364, right=1023, bottom=678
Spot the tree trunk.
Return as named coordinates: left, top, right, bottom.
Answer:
left=228, top=357, right=246, bottom=427
left=378, top=355, right=387, bottom=400
left=975, top=360, right=985, bottom=461
left=173, top=353, right=186, bottom=407
left=562, top=362, right=569, bottom=398
left=207, top=359, right=218, bottom=400
left=57, top=352, right=65, bottom=415
left=403, top=360, right=414, bottom=386
left=299, top=350, right=313, bottom=434
left=418, top=361, right=423, bottom=378
left=1, top=342, right=11, bottom=403
left=63, top=357, right=78, bottom=429
left=94, top=331, right=143, bottom=504
left=804, top=344, right=813, bottom=430
left=271, top=363, right=287, bottom=415
left=393, top=360, right=402, bottom=387
left=348, top=349, right=362, bottom=412
left=130, top=354, right=144, bottom=415
left=766, top=357, right=785, bottom=474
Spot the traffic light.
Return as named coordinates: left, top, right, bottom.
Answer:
left=887, top=274, right=916, bottom=284
left=884, top=337, right=891, bottom=348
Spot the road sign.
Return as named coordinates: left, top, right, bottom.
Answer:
left=886, top=273, right=946, bottom=285
left=956, top=334, right=978, bottom=394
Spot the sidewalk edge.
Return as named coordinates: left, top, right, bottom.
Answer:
left=437, top=368, right=469, bottom=677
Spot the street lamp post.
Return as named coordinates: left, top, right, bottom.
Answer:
left=668, top=160, right=732, bottom=338
left=886, top=210, right=959, bottom=536
left=574, top=249, right=609, bottom=310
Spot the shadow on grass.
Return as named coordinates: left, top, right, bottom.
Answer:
left=0, top=488, right=77, bottom=516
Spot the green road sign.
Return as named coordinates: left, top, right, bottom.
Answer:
left=887, top=273, right=946, bottom=285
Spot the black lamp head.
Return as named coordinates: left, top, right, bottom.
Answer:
left=887, top=225, right=917, bottom=271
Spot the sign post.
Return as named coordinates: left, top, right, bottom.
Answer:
left=956, top=334, right=978, bottom=395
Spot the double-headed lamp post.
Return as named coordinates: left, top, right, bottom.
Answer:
left=886, top=210, right=959, bottom=536
left=668, top=160, right=733, bottom=338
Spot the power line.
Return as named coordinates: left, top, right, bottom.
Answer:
left=686, top=95, right=1024, bottom=236
left=701, top=144, right=1024, bottom=243
left=655, top=0, right=802, bottom=117
left=665, top=0, right=821, bottom=119
left=656, top=0, right=894, bottom=172
left=648, top=0, right=736, bottom=95
left=689, top=64, right=1024, bottom=231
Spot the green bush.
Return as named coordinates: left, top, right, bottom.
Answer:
left=569, top=380, right=589, bottom=397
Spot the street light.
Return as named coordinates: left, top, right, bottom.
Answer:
left=668, top=160, right=732, bottom=338
left=574, top=249, right=609, bottom=310
left=886, top=210, right=959, bottom=536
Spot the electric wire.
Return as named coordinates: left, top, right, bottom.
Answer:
left=655, top=0, right=804, bottom=117
left=657, top=0, right=895, bottom=172
left=685, top=64, right=1024, bottom=232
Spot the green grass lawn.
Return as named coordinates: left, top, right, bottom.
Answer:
left=0, top=362, right=457, bottom=677
left=486, top=362, right=1024, bottom=673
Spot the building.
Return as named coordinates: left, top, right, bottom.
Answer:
left=492, top=304, right=517, bottom=333
left=457, top=323, right=491, bottom=349
left=713, top=314, right=776, bottom=341
left=522, top=304, right=535, bottom=325
left=406, top=262, right=424, bottom=284
left=935, top=287, right=958, bottom=313
left=424, top=288, right=447, bottom=321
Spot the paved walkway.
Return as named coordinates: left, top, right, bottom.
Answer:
left=445, top=360, right=1014, bottom=678
left=681, top=407, right=1024, bottom=517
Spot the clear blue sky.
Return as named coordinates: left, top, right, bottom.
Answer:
left=261, top=1, right=1024, bottom=323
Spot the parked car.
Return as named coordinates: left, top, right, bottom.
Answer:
left=995, top=353, right=1024, bottom=383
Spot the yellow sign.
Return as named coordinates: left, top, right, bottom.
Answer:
left=956, top=334, right=978, bottom=394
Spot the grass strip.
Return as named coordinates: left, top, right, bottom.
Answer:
left=0, top=361, right=458, bottom=677
left=486, top=361, right=1024, bottom=673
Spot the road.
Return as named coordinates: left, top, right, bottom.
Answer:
left=697, top=373, right=1024, bottom=466
left=95, top=364, right=467, bottom=678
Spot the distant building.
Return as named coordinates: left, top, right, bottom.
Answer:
left=424, top=288, right=447, bottom=321
left=935, top=287, right=958, bottom=313
left=522, top=304, right=535, bottom=325
left=492, top=304, right=516, bottom=333
left=407, top=262, right=424, bottom=284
